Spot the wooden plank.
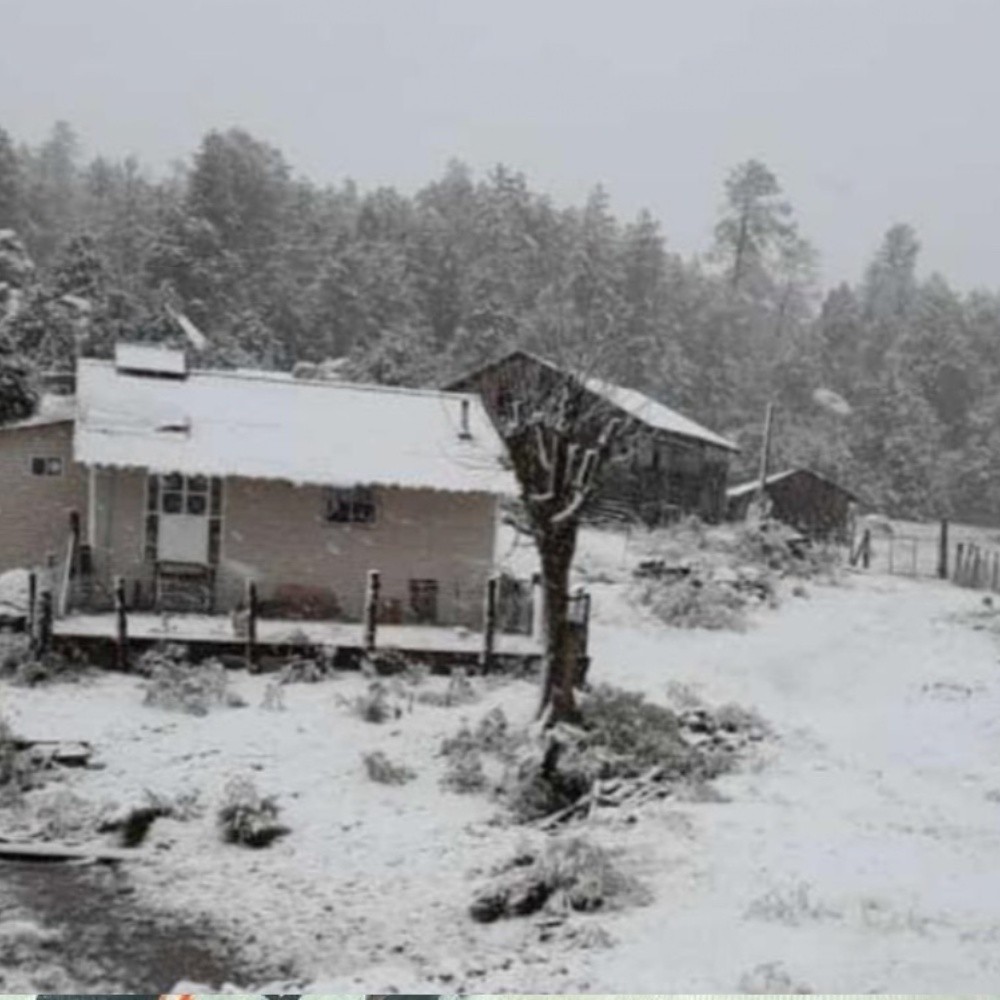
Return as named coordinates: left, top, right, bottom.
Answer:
left=0, top=840, right=137, bottom=863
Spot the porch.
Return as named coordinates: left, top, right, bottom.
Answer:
left=53, top=611, right=543, bottom=661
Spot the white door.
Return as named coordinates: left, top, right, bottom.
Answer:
left=157, top=473, right=210, bottom=564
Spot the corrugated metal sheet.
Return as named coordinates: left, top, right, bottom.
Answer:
left=75, top=359, right=516, bottom=495
left=581, top=374, right=738, bottom=452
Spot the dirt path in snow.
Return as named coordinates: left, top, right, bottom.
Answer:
left=0, top=858, right=273, bottom=992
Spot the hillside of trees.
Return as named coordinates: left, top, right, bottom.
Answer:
left=0, top=121, right=998, bottom=525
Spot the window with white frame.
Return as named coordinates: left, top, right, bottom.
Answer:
left=30, top=456, right=63, bottom=476
left=324, top=485, right=376, bottom=524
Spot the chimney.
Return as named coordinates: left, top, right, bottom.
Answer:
left=459, top=398, right=473, bottom=440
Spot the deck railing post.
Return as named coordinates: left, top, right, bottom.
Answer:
left=245, top=579, right=258, bottom=672
left=114, top=576, right=128, bottom=671
left=27, top=570, right=37, bottom=644
left=364, top=570, right=380, bottom=654
left=36, top=589, right=52, bottom=657
left=480, top=575, right=498, bottom=674
left=938, top=519, right=949, bottom=580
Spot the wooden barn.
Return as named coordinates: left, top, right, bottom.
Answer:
left=446, top=350, right=739, bottom=525
left=726, top=468, right=858, bottom=542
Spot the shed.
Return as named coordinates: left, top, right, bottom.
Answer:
left=446, top=350, right=738, bottom=525
left=726, top=468, right=859, bottom=542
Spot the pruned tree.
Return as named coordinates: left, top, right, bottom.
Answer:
left=499, top=362, right=622, bottom=725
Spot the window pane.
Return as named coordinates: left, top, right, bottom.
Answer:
left=187, top=494, right=207, bottom=516
left=188, top=475, right=208, bottom=493
left=31, top=457, right=46, bottom=475
left=46, top=458, right=63, bottom=475
left=162, top=491, right=183, bottom=514
left=163, top=472, right=183, bottom=491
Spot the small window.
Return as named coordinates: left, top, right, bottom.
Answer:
left=325, top=486, right=376, bottom=524
left=30, top=456, right=63, bottom=476
left=409, top=579, right=439, bottom=624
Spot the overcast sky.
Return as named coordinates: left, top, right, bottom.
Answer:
left=2, top=0, right=998, bottom=290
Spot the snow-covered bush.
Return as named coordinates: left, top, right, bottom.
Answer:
left=217, top=776, right=288, bottom=848
left=348, top=680, right=399, bottom=723
left=142, top=653, right=236, bottom=715
left=416, top=665, right=480, bottom=707
left=0, top=638, right=77, bottom=686
left=635, top=574, right=749, bottom=630
left=362, top=750, right=416, bottom=785
left=470, top=835, right=648, bottom=922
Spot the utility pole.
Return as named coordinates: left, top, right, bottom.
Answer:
left=756, top=402, right=775, bottom=512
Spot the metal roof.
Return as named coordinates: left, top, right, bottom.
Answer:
left=74, top=359, right=515, bottom=495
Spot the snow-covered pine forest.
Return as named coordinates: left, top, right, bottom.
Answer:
left=0, top=121, right=996, bottom=522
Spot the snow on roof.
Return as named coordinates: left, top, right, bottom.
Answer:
left=74, top=359, right=516, bottom=495
left=453, top=351, right=737, bottom=452
left=0, top=393, right=76, bottom=431
left=114, top=343, right=187, bottom=377
left=727, top=468, right=857, bottom=500
left=580, top=373, right=738, bottom=451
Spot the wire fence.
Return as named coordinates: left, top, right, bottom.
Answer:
left=855, top=519, right=1000, bottom=587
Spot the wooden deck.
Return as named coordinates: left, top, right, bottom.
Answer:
left=53, top=612, right=542, bottom=659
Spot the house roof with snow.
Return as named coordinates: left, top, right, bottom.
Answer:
left=0, top=393, right=77, bottom=431
left=449, top=350, right=738, bottom=452
left=727, top=468, right=858, bottom=501
left=74, top=354, right=516, bottom=495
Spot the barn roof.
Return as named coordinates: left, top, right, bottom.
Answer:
left=74, top=357, right=515, bottom=495
left=449, top=350, right=738, bottom=452
left=726, top=468, right=858, bottom=502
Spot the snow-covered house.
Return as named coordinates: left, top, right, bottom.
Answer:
left=0, top=345, right=515, bottom=627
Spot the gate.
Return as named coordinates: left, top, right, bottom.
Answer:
left=886, top=535, right=920, bottom=577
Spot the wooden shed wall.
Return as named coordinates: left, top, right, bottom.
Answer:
left=450, top=355, right=732, bottom=525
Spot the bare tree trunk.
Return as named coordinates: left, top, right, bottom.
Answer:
left=537, top=529, right=579, bottom=724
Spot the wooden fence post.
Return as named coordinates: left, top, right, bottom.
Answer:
left=36, top=590, right=52, bottom=656
left=992, top=552, right=999, bottom=593
left=363, top=570, right=380, bottom=654
left=955, top=542, right=965, bottom=584
left=114, top=576, right=128, bottom=671
left=938, top=519, right=949, bottom=580
left=245, top=579, right=258, bottom=671
left=861, top=528, right=871, bottom=570
left=27, top=570, right=37, bottom=643
left=480, top=575, right=498, bottom=674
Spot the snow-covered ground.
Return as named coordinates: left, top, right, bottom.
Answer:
left=4, top=528, right=1000, bottom=992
